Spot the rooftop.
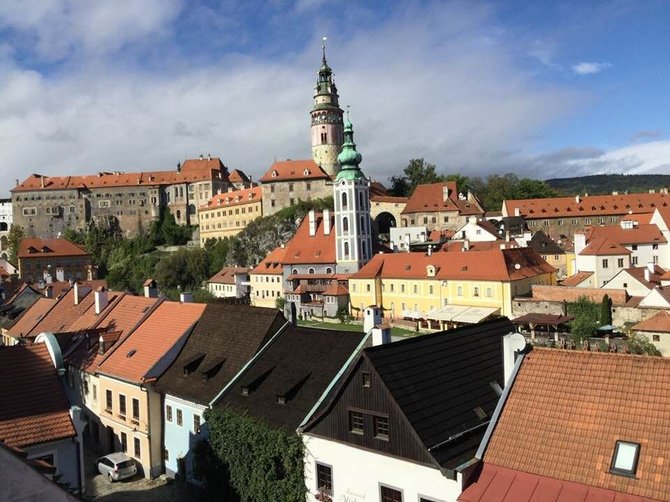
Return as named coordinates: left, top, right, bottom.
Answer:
left=18, top=238, right=90, bottom=259
left=259, top=159, right=330, bottom=183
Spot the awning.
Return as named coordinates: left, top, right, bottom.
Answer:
left=424, top=305, right=499, bottom=324
left=401, top=309, right=424, bottom=320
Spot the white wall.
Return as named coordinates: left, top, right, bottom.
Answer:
left=303, top=434, right=461, bottom=502
left=390, top=226, right=428, bottom=252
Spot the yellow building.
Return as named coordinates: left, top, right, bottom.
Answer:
left=198, top=186, right=263, bottom=245
left=349, top=247, right=556, bottom=326
left=250, top=245, right=287, bottom=309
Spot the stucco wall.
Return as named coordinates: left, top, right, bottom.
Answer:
left=25, top=438, right=81, bottom=493
left=163, top=394, right=207, bottom=481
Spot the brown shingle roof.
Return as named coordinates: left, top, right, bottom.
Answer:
left=0, top=344, right=75, bottom=448
left=18, top=238, right=90, bottom=259
left=208, top=267, right=250, bottom=284
left=97, top=301, right=206, bottom=384
left=559, top=271, right=593, bottom=287
left=484, top=349, right=670, bottom=501
left=258, top=159, right=329, bottom=183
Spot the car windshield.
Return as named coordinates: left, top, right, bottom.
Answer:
left=117, top=460, right=134, bottom=469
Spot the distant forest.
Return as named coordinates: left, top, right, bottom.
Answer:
left=545, top=174, right=670, bottom=195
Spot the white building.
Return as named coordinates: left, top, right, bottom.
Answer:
left=207, top=267, right=251, bottom=298
left=0, top=199, right=12, bottom=260
left=389, top=226, right=428, bottom=252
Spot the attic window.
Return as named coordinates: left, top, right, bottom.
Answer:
left=610, top=441, right=640, bottom=477
left=272, top=170, right=278, bottom=178
left=276, top=394, right=286, bottom=405
left=126, top=349, right=137, bottom=358
left=303, top=169, right=310, bottom=175
left=489, top=381, right=503, bottom=396
left=241, top=385, right=249, bottom=396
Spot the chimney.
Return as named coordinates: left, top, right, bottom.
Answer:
left=40, top=176, right=45, bottom=189
left=95, top=287, right=109, bottom=315
left=427, top=245, right=432, bottom=256
left=644, top=267, right=651, bottom=283
left=199, top=154, right=204, bottom=160
left=463, top=239, right=470, bottom=251
left=323, top=209, right=331, bottom=235
left=180, top=292, right=193, bottom=303
left=612, top=191, right=618, bottom=195
left=98, top=333, right=106, bottom=355
left=207, top=153, right=212, bottom=161
left=574, top=233, right=586, bottom=254
left=442, top=186, right=450, bottom=202
left=364, top=306, right=382, bottom=333
left=15, top=179, right=19, bottom=186
left=308, top=210, right=316, bottom=237
left=514, top=207, right=520, bottom=217
left=575, top=195, right=581, bottom=204
left=73, top=282, right=80, bottom=305
left=371, top=325, right=391, bottom=346
left=176, top=161, right=181, bottom=172
left=44, top=286, right=53, bottom=299
left=503, top=333, right=527, bottom=385
left=143, top=279, right=158, bottom=298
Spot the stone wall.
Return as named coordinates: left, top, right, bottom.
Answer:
left=261, top=179, right=330, bottom=216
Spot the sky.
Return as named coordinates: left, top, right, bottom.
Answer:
left=0, top=0, right=669, bottom=197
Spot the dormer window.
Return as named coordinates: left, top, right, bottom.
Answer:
left=271, top=170, right=278, bottom=178
left=303, top=169, right=310, bottom=176
left=610, top=441, right=640, bottom=477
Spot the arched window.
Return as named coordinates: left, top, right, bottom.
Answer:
left=308, top=268, right=315, bottom=274
left=362, top=241, right=367, bottom=259
left=0, top=222, right=7, bottom=232
left=292, top=268, right=298, bottom=275
left=359, top=191, right=364, bottom=207
left=360, top=216, right=365, bottom=234
left=344, top=242, right=350, bottom=258
left=176, top=210, right=181, bottom=220
left=342, top=217, right=349, bottom=234
left=341, top=192, right=348, bottom=209
left=325, top=267, right=333, bottom=274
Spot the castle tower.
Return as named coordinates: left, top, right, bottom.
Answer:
left=311, top=41, right=344, bottom=177
left=334, top=117, right=372, bottom=274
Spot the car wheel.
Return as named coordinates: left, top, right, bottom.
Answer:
left=108, top=472, right=114, bottom=482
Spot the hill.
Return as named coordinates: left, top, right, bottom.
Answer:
left=545, top=174, right=670, bottom=195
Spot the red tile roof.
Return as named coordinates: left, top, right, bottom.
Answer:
left=370, top=195, right=409, bottom=204
left=322, top=283, right=349, bottom=296
left=258, top=159, right=329, bottom=183
left=0, top=344, right=76, bottom=448
left=504, top=192, right=670, bottom=219
left=402, top=182, right=464, bottom=214
left=459, top=463, right=663, bottom=502
left=250, top=245, right=288, bottom=275
left=18, top=238, right=90, bottom=259
left=228, top=169, right=251, bottom=184
left=282, top=212, right=336, bottom=265
left=351, top=247, right=555, bottom=282
left=26, top=286, right=97, bottom=338
left=579, top=236, right=631, bottom=256
left=632, top=310, right=670, bottom=333
left=623, top=265, right=666, bottom=289
left=585, top=223, right=666, bottom=246
left=97, top=301, right=205, bottom=384
left=484, top=349, right=670, bottom=501
left=559, top=271, right=593, bottom=287
left=6, top=297, right=58, bottom=339
left=208, top=267, right=250, bottom=284
left=200, top=186, right=262, bottom=211
left=12, top=158, right=226, bottom=192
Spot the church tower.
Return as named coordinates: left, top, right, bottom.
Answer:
left=334, top=117, right=372, bottom=274
left=311, top=41, right=344, bottom=177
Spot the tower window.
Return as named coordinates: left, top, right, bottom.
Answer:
left=341, top=192, right=348, bottom=209
left=344, top=242, right=350, bottom=258
left=343, top=217, right=349, bottom=233
left=321, top=132, right=327, bottom=144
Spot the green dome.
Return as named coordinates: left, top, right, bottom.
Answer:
left=336, top=119, right=365, bottom=181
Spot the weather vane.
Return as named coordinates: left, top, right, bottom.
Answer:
left=346, top=105, right=350, bottom=120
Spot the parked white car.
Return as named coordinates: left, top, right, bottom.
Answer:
left=95, top=452, right=137, bottom=481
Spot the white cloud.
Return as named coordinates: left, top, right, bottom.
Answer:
left=571, top=62, right=612, bottom=75
left=0, top=2, right=587, bottom=197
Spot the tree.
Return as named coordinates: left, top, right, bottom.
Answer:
left=6, top=224, right=24, bottom=265
left=567, top=295, right=600, bottom=342
left=627, top=333, right=661, bottom=356
left=403, top=158, right=445, bottom=194
left=388, top=175, right=410, bottom=197
left=600, top=294, right=613, bottom=326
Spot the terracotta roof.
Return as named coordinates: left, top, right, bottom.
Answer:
left=622, top=212, right=654, bottom=224
left=351, top=247, right=555, bottom=282
left=228, top=169, right=251, bottom=184
left=97, top=301, right=206, bottom=384
left=529, top=285, right=628, bottom=305
left=369, top=181, right=389, bottom=197
left=484, top=348, right=670, bottom=501
left=402, top=182, right=461, bottom=214
left=632, top=310, right=670, bottom=333
left=624, top=265, right=666, bottom=289
left=0, top=344, right=76, bottom=448
left=459, top=463, right=663, bottom=502
left=26, top=285, right=98, bottom=338
left=18, top=238, right=90, bottom=259
left=63, top=294, right=160, bottom=374
left=441, top=241, right=518, bottom=252
left=579, top=236, right=631, bottom=256
left=6, top=297, right=58, bottom=339
left=200, top=186, right=262, bottom=211
left=585, top=223, right=666, bottom=246
left=258, top=159, right=329, bottom=183
left=155, top=304, right=285, bottom=405
left=282, top=212, right=336, bottom=265
left=12, top=158, right=225, bottom=192
left=322, top=283, right=349, bottom=296
left=370, top=195, right=409, bottom=204
left=559, top=271, right=593, bottom=287
left=208, top=267, right=250, bottom=284
left=250, top=245, right=287, bottom=275
left=504, top=192, right=670, bottom=219
left=429, top=229, right=456, bottom=242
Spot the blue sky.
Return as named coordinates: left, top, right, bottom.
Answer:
left=0, top=0, right=669, bottom=197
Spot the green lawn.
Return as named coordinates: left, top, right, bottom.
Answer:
left=297, top=319, right=419, bottom=338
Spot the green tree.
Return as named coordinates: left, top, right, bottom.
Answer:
left=567, top=295, right=600, bottom=342
left=600, top=294, right=613, bottom=326
left=6, top=224, right=25, bottom=265
left=403, top=158, right=445, bottom=194
left=275, top=297, right=285, bottom=311
left=627, top=333, right=661, bottom=356
left=155, top=248, right=210, bottom=290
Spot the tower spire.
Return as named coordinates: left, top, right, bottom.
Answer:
left=322, top=36, right=327, bottom=64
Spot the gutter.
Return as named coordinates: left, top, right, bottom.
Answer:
left=474, top=346, right=529, bottom=460
left=208, top=321, right=291, bottom=408
left=298, top=331, right=371, bottom=432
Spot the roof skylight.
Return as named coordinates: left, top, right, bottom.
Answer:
left=610, top=440, right=640, bottom=477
